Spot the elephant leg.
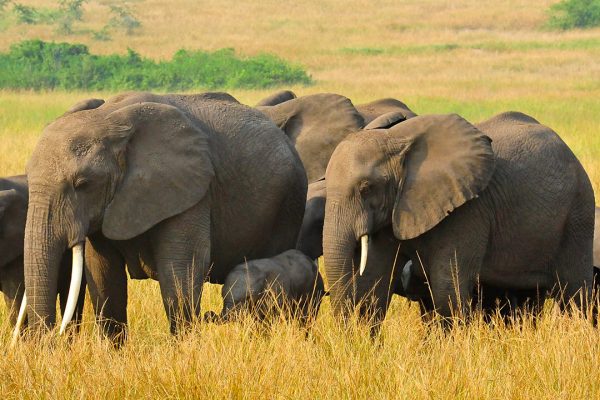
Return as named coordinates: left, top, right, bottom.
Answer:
left=57, top=250, right=87, bottom=331
left=1, top=257, right=25, bottom=327
left=152, top=197, right=211, bottom=335
left=551, top=209, right=594, bottom=319
left=426, top=251, right=479, bottom=325
left=85, top=234, right=128, bottom=344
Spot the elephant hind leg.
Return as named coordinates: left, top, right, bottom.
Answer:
left=551, top=205, right=594, bottom=319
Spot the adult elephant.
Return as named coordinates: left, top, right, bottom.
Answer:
left=323, top=111, right=594, bottom=327
left=21, top=91, right=307, bottom=341
left=0, top=175, right=85, bottom=330
left=257, top=93, right=417, bottom=183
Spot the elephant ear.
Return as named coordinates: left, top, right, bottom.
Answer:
left=364, top=111, right=407, bottom=130
left=102, top=102, right=214, bottom=240
left=389, top=114, right=495, bottom=240
left=65, top=98, right=105, bottom=114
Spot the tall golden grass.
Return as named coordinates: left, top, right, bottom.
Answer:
left=1, top=1, right=600, bottom=398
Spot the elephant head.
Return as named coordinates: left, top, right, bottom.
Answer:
left=257, top=93, right=365, bottom=182
left=323, top=114, right=495, bottom=320
left=23, top=95, right=214, bottom=331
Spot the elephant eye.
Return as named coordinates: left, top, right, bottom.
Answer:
left=73, top=177, right=89, bottom=189
left=358, top=180, right=371, bottom=195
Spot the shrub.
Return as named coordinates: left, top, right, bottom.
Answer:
left=0, top=40, right=312, bottom=90
left=546, top=0, right=600, bottom=29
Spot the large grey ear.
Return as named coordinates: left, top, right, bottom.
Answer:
left=255, top=90, right=297, bottom=107
left=0, top=189, right=20, bottom=218
left=102, top=102, right=214, bottom=240
left=364, top=111, right=407, bottom=130
left=65, top=98, right=105, bottom=114
left=389, top=114, right=495, bottom=240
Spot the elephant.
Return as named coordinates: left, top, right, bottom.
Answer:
left=21, top=91, right=307, bottom=341
left=255, top=90, right=297, bottom=107
left=322, top=111, right=594, bottom=328
left=0, top=175, right=85, bottom=330
left=204, top=249, right=326, bottom=326
left=293, top=176, right=541, bottom=321
left=258, top=93, right=418, bottom=183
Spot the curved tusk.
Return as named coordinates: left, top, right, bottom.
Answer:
left=59, top=242, right=84, bottom=335
left=359, top=235, right=369, bottom=276
left=10, top=293, right=27, bottom=348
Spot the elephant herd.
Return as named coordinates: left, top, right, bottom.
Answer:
left=1, top=89, right=597, bottom=346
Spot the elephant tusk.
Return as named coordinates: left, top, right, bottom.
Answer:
left=10, top=293, right=27, bottom=348
left=401, top=260, right=413, bottom=292
left=59, top=242, right=84, bottom=335
left=359, top=235, right=369, bottom=276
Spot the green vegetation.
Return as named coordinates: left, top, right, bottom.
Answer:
left=546, top=0, right=600, bottom=29
left=0, top=40, right=312, bottom=91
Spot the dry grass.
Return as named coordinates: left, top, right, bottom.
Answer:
left=1, top=0, right=600, bottom=398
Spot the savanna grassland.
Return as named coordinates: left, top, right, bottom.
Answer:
left=1, top=1, right=600, bottom=398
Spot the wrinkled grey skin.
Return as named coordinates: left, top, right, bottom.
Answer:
left=207, top=249, right=326, bottom=326
left=24, top=91, right=307, bottom=341
left=0, top=175, right=85, bottom=328
left=255, top=90, right=297, bottom=107
left=323, top=111, right=594, bottom=328
left=296, top=178, right=326, bottom=260
left=258, top=93, right=417, bottom=183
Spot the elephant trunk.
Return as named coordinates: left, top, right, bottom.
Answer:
left=323, top=205, right=357, bottom=319
left=23, top=199, right=66, bottom=330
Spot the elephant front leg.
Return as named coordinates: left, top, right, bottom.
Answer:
left=85, top=234, right=128, bottom=344
left=153, top=197, right=211, bottom=335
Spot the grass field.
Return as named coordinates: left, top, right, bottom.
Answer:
left=1, top=1, right=600, bottom=398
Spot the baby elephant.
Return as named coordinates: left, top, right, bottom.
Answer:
left=206, top=250, right=326, bottom=326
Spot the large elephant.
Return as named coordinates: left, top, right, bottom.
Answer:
left=322, top=111, right=594, bottom=327
left=258, top=93, right=417, bottom=182
left=0, top=175, right=85, bottom=329
left=22, top=91, right=307, bottom=340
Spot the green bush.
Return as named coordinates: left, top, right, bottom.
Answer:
left=546, top=0, right=600, bottom=29
left=0, top=40, right=312, bottom=90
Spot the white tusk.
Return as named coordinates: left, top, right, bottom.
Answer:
left=401, top=260, right=413, bottom=292
left=59, top=243, right=84, bottom=335
left=359, top=235, right=369, bottom=276
left=10, top=293, right=27, bottom=348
